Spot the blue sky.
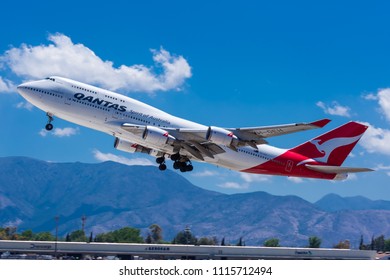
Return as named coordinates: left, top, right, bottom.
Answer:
left=1, top=0, right=390, bottom=202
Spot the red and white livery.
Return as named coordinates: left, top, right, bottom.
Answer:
left=17, top=77, right=372, bottom=180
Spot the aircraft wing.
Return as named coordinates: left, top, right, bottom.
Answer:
left=167, top=118, right=331, bottom=144
left=120, top=119, right=331, bottom=160
left=226, top=119, right=331, bottom=145
left=120, top=123, right=225, bottom=161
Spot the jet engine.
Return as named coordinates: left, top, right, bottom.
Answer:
left=114, top=138, right=150, bottom=154
left=142, top=126, right=175, bottom=146
left=206, top=126, right=239, bottom=147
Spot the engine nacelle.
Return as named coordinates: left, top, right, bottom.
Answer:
left=206, top=126, right=238, bottom=147
left=142, top=126, right=175, bottom=146
left=114, top=138, right=151, bottom=154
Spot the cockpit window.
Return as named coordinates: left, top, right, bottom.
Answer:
left=45, top=77, right=56, bottom=82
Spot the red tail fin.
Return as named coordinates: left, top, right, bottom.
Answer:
left=290, top=121, right=368, bottom=166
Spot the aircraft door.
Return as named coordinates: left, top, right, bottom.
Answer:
left=285, top=160, right=294, bottom=172
left=62, top=89, right=72, bottom=106
left=64, top=95, right=72, bottom=105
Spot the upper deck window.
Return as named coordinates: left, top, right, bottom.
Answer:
left=45, top=77, right=56, bottom=82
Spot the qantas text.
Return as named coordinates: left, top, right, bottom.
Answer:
left=74, top=93, right=127, bottom=112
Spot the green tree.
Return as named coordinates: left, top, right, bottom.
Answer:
left=371, top=235, right=386, bottom=251
left=236, top=237, right=244, bottom=246
left=68, top=230, right=87, bottom=242
left=172, top=229, right=197, bottom=245
left=115, top=227, right=144, bottom=243
left=19, top=229, right=34, bottom=240
left=89, top=232, right=93, bottom=243
left=0, top=227, right=18, bottom=240
left=263, top=238, right=280, bottom=247
left=0, top=227, right=7, bottom=240
left=197, top=236, right=218, bottom=245
left=95, top=232, right=114, bottom=243
left=148, top=224, right=163, bottom=244
left=384, top=238, right=390, bottom=252
left=95, top=227, right=144, bottom=243
left=333, top=240, right=350, bottom=249
left=359, top=235, right=365, bottom=250
left=34, top=232, right=55, bottom=241
left=145, top=233, right=153, bottom=244
left=308, top=236, right=322, bottom=248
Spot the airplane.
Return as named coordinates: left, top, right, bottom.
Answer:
left=17, top=76, right=373, bottom=180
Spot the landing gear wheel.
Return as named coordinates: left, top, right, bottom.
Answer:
left=186, top=164, right=193, bottom=172
left=179, top=163, right=194, bottom=173
left=158, top=163, right=167, bottom=171
left=45, top=123, right=54, bottom=131
left=45, top=113, right=54, bottom=131
left=173, top=161, right=181, bottom=170
left=156, top=157, right=165, bottom=164
left=171, top=153, right=180, bottom=161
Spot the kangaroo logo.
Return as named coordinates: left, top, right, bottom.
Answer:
left=311, top=134, right=362, bottom=163
left=297, top=134, right=363, bottom=166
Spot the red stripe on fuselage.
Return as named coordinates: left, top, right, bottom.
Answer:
left=241, top=150, right=336, bottom=180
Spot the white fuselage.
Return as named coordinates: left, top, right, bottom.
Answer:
left=17, top=77, right=286, bottom=172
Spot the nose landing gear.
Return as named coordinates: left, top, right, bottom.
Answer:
left=45, top=113, right=54, bottom=131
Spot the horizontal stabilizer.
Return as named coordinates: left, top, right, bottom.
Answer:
left=305, top=164, right=373, bottom=174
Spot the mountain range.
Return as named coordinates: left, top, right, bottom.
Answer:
left=1, top=156, right=390, bottom=248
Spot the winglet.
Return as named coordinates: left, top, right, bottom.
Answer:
left=310, top=118, right=331, bottom=128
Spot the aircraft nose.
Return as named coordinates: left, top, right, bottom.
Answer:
left=17, top=83, right=27, bottom=94
left=17, top=81, right=32, bottom=89
left=16, top=82, right=33, bottom=92
left=17, top=81, right=35, bottom=95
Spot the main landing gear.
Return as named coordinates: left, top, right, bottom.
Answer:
left=171, top=153, right=193, bottom=172
left=156, top=153, right=194, bottom=173
left=45, top=113, right=54, bottom=131
left=156, top=157, right=167, bottom=171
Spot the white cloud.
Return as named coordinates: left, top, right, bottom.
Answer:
left=240, top=173, right=270, bottom=183
left=53, top=127, right=79, bottom=137
left=359, top=90, right=390, bottom=156
left=93, top=149, right=154, bottom=166
left=217, top=181, right=247, bottom=190
left=345, top=173, right=358, bottom=181
left=0, top=76, right=15, bottom=93
left=363, top=88, right=390, bottom=122
left=376, top=164, right=390, bottom=176
left=215, top=173, right=271, bottom=190
left=287, top=177, right=304, bottom=183
left=377, top=89, right=390, bottom=122
left=316, top=101, right=351, bottom=117
left=39, top=127, right=79, bottom=137
left=16, top=101, right=33, bottom=111
left=363, top=93, right=377, bottom=101
left=39, top=129, right=49, bottom=137
left=1, top=33, right=192, bottom=93
left=191, top=170, right=219, bottom=177
left=359, top=122, right=390, bottom=156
